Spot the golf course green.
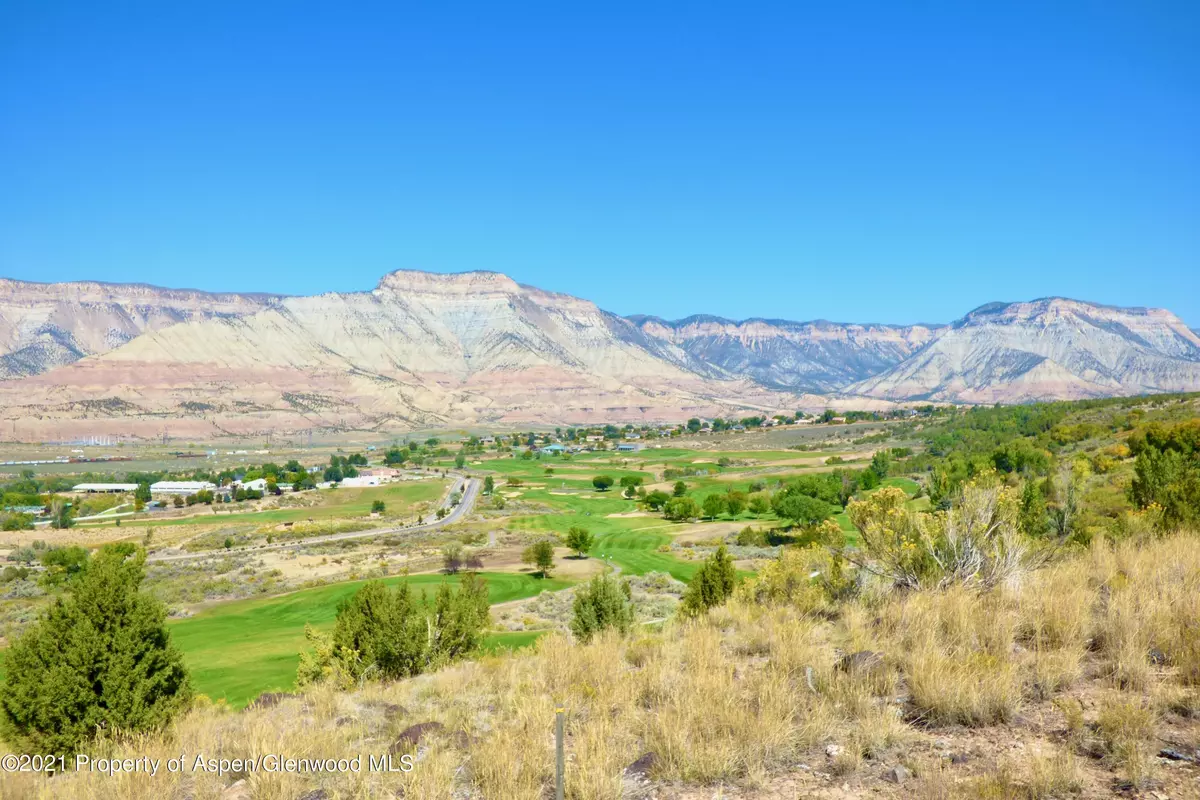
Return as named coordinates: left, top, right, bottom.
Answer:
left=167, top=571, right=569, bottom=707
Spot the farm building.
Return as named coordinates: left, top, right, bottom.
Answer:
left=73, top=482, right=139, bottom=493
left=150, top=480, right=216, bottom=495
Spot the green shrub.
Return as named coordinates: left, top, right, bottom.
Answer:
left=681, top=545, right=737, bottom=616
left=0, top=545, right=192, bottom=755
left=298, top=573, right=490, bottom=685
left=571, top=574, right=634, bottom=642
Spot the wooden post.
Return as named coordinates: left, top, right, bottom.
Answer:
left=555, top=705, right=565, bottom=800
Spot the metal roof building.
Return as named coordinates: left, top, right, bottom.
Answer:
left=150, top=480, right=216, bottom=495
left=73, top=483, right=139, bottom=493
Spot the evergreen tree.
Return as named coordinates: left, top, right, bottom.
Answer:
left=429, top=572, right=490, bottom=663
left=330, top=580, right=427, bottom=680
left=0, top=544, right=192, bottom=755
left=571, top=574, right=634, bottom=642
left=299, top=575, right=491, bottom=686
left=680, top=545, right=737, bottom=616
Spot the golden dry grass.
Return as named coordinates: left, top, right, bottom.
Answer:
left=2, top=532, right=1198, bottom=798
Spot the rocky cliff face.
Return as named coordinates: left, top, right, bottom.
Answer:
left=849, top=298, right=1200, bottom=403
left=630, top=315, right=942, bottom=392
left=0, top=279, right=277, bottom=379
left=0, top=273, right=1196, bottom=438
left=0, top=271, right=806, bottom=438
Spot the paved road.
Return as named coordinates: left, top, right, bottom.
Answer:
left=146, top=475, right=481, bottom=565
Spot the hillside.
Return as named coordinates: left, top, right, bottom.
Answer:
left=5, top=531, right=1199, bottom=799
left=2, top=393, right=1199, bottom=798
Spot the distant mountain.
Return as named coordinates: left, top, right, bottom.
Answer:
left=0, top=278, right=277, bottom=379
left=630, top=315, right=942, bottom=393
left=0, top=273, right=1196, bottom=438
left=0, top=271, right=813, bottom=439
left=849, top=298, right=1200, bottom=403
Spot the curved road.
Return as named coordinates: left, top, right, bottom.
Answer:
left=146, top=475, right=481, bottom=565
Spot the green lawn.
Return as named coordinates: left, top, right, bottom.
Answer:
left=480, top=629, right=548, bottom=653
left=166, top=571, right=568, bottom=707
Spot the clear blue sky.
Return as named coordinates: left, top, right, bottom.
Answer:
left=2, top=1, right=1197, bottom=326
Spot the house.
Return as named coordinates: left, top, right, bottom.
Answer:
left=539, top=443, right=567, bottom=455
left=616, top=443, right=640, bottom=452
left=150, top=480, right=216, bottom=495
left=585, top=434, right=604, bottom=442
left=339, top=475, right=382, bottom=488
left=360, top=467, right=402, bottom=479
left=239, top=478, right=270, bottom=492
left=624, top=433, right=641, bottom=440
left=73, top=482, right=139, bottom=493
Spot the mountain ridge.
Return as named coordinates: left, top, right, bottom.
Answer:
left=0, top=269, right=1197, bottom=437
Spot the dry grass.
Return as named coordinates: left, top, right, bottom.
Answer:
left=2, top=532, right=1198, bottom=798
left=1096, top=691, right=1159, bottom=786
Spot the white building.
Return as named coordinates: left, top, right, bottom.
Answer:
left=339, top=475, right=382, bottom=488
left=239, top=478, right=270, bottom=492
left=73, top=483, right=139, bottom=493
left=150, top=480, right=216, bottom=495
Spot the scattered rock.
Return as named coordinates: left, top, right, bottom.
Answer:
left=825, top=744, right=844, bottom=758
left=932, top=738, right=949, bottom=750
left=247, top=692, right=296, bottom=710
left=837, top=650, right=885, bottom=675
left=1158, top=748, right=1195, bottom=763
left=1148, top=648, right=1168, bottom=666
left=625, top=751, right=659, bottom=778
left=222, top=779, right=252, bottom=800
left=389, top=721, right=446, bottom=754
left=298, top=791, right=329, bottom=800
left=885, top=765, right=911, bottom=785
left=950, top=753, right=970, bottom=765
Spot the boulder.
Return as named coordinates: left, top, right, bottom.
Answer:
left=837, top=650, right=886, bottom=675
left=389, top=721, right=447, bottom=754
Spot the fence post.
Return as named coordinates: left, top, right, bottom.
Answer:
left=555, top=705, right=565, bottom=800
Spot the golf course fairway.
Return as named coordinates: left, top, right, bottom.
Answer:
left=168, top=571, right=569, bottom=707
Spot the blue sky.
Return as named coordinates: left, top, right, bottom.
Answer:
left=1, top=1, right=1197, bottom=325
